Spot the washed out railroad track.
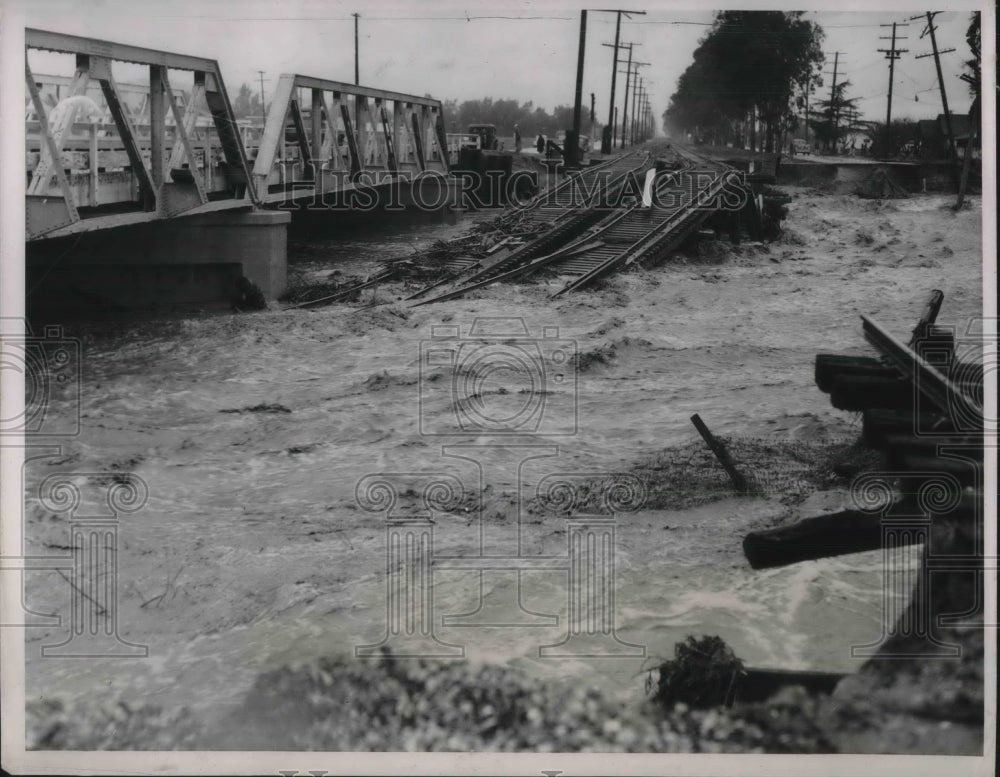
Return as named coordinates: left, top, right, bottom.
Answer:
left=285, top=144, right=758, bottom=309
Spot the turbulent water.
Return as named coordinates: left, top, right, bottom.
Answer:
left=21, top=192, right=983, bottom=747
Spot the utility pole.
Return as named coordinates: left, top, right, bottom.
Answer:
left=257, top=70, right=267, bottom=128
left=353, top=12, right=360, bottom=85
left=824, top=52, right=845, bottom=153
left=597, top=9, right=645, bottom=153
left=878, top=22, right=908, bottom=159
left=569, top=10, right=587, bottom=168
left=589, top=92, right=596, bottom=148
left=915, top=12, right=960, bottom=187
left=616, top=59, right=648, bottom=146
left=802, top=76, right=811, bottom=144
left=620, top=44, right=636, bottom=148
left=632, top=79, right=641, bottom=145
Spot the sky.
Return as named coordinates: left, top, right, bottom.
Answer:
left=11, top=0, right=987, bottom=128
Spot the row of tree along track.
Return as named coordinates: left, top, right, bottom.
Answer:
left=408, top=143, right=751, bottom=305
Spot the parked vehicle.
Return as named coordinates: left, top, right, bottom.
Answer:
left=790, top=138, right=811, bottom=155
left=467, top=124, right=499, bottom=151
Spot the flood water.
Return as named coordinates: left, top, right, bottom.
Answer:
left=22, top=192, right=982, bottom=745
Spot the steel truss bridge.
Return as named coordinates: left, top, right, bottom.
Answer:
left=25, top=28, right=450, bottom=241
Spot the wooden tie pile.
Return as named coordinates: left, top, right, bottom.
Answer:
left=744, top=290, right=985, bottom=570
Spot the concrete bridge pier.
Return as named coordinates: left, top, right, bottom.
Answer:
left=27, top=209, right=290, bottom=319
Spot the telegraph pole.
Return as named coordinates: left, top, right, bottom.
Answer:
left=569, top=10, right=587, bottom=168
left=257, top=70, right=267, bottom=127
left=632, top=80, right=642, bottom=145
left=878, top=22, right=909, bottom=158
left=915, top=12, right=959, bottom=187
left=616, top=59, right=648, bottom=146
left=353, top=12, right=360, bottom=84
left=597, top=9, right=645, bottom=152
left=622, top=43, right=635, bottom=148
left=590, top=92, right=596, bottom=148
left=824, top=52, right=845, bottom=153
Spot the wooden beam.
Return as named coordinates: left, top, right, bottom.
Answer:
left=690, top=414, right=749, bottom=493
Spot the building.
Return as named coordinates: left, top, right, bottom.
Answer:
left=915, top=113, right=977, bottom=159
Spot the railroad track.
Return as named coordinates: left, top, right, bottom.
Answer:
left=413, top=145, right=745, bottom=304
left=291, top=145, right=746, bottom=310
left=408, top=150, right=651, bottom=303
left=549, top=151, right=738, bottom=297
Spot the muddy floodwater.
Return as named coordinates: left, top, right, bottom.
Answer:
left=22, top=190, right=983, bottom=748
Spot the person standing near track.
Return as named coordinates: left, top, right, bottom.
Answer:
left=513, top=124, right=522, bottom=153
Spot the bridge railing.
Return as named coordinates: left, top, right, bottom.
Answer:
left=25, top=28, right=256, bottom=240
left=252, top=74, right=450, bottom=204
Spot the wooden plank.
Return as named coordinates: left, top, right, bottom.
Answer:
left=862, top=408, right=954, bottom=447
left=908, top=289, right=945, bottom=346
left=862, top=315, right=982, bottom=432
left=690, top=414, right=749, bottom=493
left=743, top=509, right=919, bottom=569
left=829, top=375, right=920, bottom=412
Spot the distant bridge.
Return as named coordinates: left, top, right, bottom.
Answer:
left=25, top=28, right=451, bottom=242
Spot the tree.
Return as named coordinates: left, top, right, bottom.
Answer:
left=439, top=98, right=593, bottom=139
left=663, top=12, right=824, bottom=152
left=232, top=82, right=263, bottom=121
left=962, top=12, right=981, bottom=97
left=808, top=80, right=863, bottom=153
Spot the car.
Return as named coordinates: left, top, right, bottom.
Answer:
left=467, top=124, right=499, bottom=151
left=790, top=139, right=811, bottom=155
